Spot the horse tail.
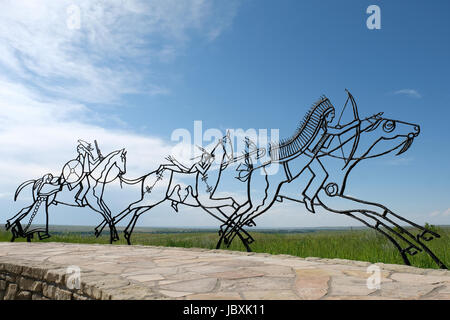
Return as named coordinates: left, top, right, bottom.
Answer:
left=119, top=175, right=144, bottom=185
left=14, top=180, right=35, bottom=201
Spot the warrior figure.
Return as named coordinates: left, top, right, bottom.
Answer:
left=269, top=96, right=360, bottom=214
left=301, top=106, right=359, bottom=213
left=68, top=140, right=101, bottom=206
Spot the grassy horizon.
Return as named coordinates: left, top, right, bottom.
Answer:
left=0, top=225, right=448, bottom=269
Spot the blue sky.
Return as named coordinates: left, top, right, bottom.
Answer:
left=0, top=0, right=449, bottom=228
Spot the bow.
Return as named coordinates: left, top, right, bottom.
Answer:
left=337, top=89, right=360, bottom=169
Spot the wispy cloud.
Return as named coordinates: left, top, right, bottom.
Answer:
left=0, top=0, right=241, bottom=193
left=0, top=0, right=240, bottom=104
left=393, top=89, right=422, bottom=99
left=428, top=208, right=450, bottom=217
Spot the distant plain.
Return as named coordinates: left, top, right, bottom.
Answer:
left=0, top=225, right=448, bottom=269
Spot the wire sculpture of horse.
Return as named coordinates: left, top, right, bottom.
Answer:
left=217, top=111, right=447, bottom=269
left=95, top=133, right=240, bottom=245
left=5, top=91, right=446, bottom=270
left=6, top=149, right=127, bottom=243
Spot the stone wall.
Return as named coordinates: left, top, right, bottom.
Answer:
left=0, top=261, right=93, bottom=300
left=1, top=243, right=449, bottom=300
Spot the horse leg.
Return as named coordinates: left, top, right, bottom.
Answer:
left=224, top=171, right=281, bottom=248
left=6, top=205, right=32, bottom=229
left=198, top=197, right=254, bottom=249
left=340, top=195, right=447, bottom=269
left=199, top=196, right=237, bottom=210
left=87, top=203, right=113, bottom=242
left=88, top=194, right=116, bottom=243
left=316, top=193, right=447, bottom=268
left=94, top=219, right=108, bottom=238
left=123, top=212, right=138, bottom=245
left=216, top=220, right=255, bottom=250
left=123, top=207, right=151, bottom=245
left=10, top=226, right=17, bottom=242
left=216, top=201, right=253, bottom=249
left=123, top=207, right=145, bottom=245
left=197, top=201, right=251, bottom=250
left=219, top=204, right=258, bottom=251
left=98, top=198, right=119, bottom=243
left=319, top=202, right=412, bottom=265
left=10, top=220, right=27, bottom=242
left=342, top=195, right=440, bottom=239
left=218, top=202, right=251, bottom=236
left=92, top=206, right=136, bottom=238
left=315, top=195, right=418, bottom=263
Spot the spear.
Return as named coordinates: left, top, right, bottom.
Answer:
left=94, top=140, right=104, bottom=161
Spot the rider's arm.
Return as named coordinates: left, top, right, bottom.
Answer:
left=88, top=154, right=101, bottom=166
left=193, top=163, right=208, bottom=175
left=157, top=161, right=190, bottom=174
left=171, top=159, right=192, bottom=172
left=89, top=153, right=100, bottom=165
left=327, top=119, right=360, bottom=136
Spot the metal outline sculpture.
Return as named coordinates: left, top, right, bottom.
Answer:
left=6, top=141, right=127, bottom=243
left=5, top=90, right=447, bottom=269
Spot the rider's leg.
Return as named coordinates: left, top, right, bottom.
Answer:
left=75, top=177, right=89, bottom=206
left=302, top=158, right=328, bottom=213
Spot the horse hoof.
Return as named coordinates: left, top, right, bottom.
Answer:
left=421, top=235, right=434, bottom=242
left=245, top=219, right=256, bottom=227
left=404, top=246, right=420, bottom=256
left=418, top=230, right=437, bottom=241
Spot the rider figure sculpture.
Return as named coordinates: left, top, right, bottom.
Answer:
left=71, top=140, right=100, bottom=206
left=302, top=106, right=360, bottom=213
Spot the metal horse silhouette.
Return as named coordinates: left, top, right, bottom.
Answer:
left=6, top=141, right=126, bottom=243
left=5, top=90, right=447, bottom=269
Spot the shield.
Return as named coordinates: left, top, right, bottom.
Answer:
left=62, top=159, right=83, bottom=184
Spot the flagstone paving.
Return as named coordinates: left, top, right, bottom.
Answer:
left=0, top=242, right=449, bottom=300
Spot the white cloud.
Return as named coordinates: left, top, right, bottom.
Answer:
left=429, top=210, right=441, bottom=217
left=0, top=0, right=240, bottom=104
left=393, top=89, right=422, bottom=99
left=0, top=80, right=172, bottom=185
left=0, top=0, right=240, bottom=191
left=428, top=208, right=450, bottom=218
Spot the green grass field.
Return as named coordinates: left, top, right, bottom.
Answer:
left=0, top=226, right=448, bottom=269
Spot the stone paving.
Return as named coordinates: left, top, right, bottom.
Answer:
left=0, top=242, right=449, bottom=300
